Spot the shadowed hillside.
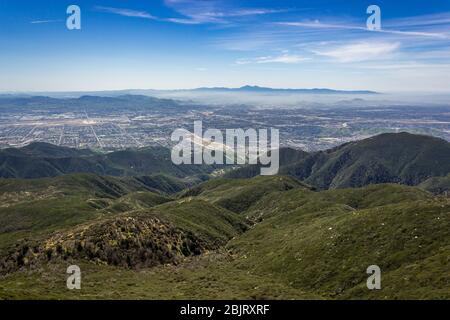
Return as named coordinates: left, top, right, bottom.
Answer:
left=419, top=174, right=450, bottom=195
left=0, top=143, right=214, bottom=179
left=227, top=133, right=450, bottom=189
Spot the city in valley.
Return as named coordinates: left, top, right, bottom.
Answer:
left=0, top=93, right=449, bottom=152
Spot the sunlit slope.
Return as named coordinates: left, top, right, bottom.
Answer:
left=0, top=199, right=247, bottom=274
left=104, top=191, right=171, bottom=214
left=0, top=173, right=182, bottom=251
left=227, top=184, right=450, bottom=299
left=180, top=175, right=311, bottom=213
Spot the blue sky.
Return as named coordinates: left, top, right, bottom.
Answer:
left=0, top=0, right=449, bottom=92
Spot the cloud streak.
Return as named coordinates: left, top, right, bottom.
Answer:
left=236, top=54, right=310, bottom=65
left=95, top=6, right=157, bottom=20
left=313, top=42, right=400, bottom=62
left=30, top=19, right=63, bottom=24
left=279, top=21, right=448, bottom=39
left=386, top=12, right=450, bottom=28
left=163, top=0, right=287, bottom=24
left=96, top=2, right=286, bottom=25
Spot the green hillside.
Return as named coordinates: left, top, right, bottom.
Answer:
left=299, top=132, right=450, bottom=189
left=0, top=134, right=449, bottom=300
left=4, top=133, right=450, bottom=192
left=228, top=184, right=449, bottom=299
left=104, top=191, right=172, bottom=214
left=180, top=175, right=310, bottom=213
left=0, top=199, right=247, bottom=274
left=1, top=142, right=96, bottom=158
left=228, top=133, right=450, bottom=190
left=0, top=173, right=186, bottom=252
left=0, top=142, right=214, bottom=179
left=0, top=175, right=448, bottom=299
left=224, top=148, right=309, bottom=179
left=419, top=174, right=450, bottom=195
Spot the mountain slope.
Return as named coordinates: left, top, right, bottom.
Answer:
left=0, top=135, right=449, bottom=299
left=1, top=142, right=95, bottom=158
left=0, top=178, right=448, bottom=299
left=2, top=133, right=450, bottom=191
left=227, top=184, right=450, bottom=299
left=419, top=174, right=450, bottom=195
left=0, top=199, right=247, bottom=273
left=298, top=132, right=450, bottom=189
left=103, top=191, right=172, bottom=214
left=0, top=143, right=214, bottom=179
left=0, top=173, right=186, bottom=252
left=0, top=94, right=185, bottom=113
left=228, top=133, right=450, bottom=190
left=224, top=148, right=309, bottom=179
left=180, top=175, right=310, bottom=214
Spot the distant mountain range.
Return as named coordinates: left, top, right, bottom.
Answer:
left=0, top=94, right=187, bottom=112
left=0, top=86, right=379, bottom=99
left=189, top=85, right=379, bottom=95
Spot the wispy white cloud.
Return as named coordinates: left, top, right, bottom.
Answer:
left=164, top=0, right=286, bottom=24
left=30, top=19, right=62, bottom=24
left=95, top=6, right=157, bottom=20
left=164, top=17, right=204, bottom=25
left=386, top=12, right=450, bottom=28
left=313, top=42, right=400, bottom=62
left=236, top=54, right=310, bottom=65
left=214, top=8, right=288, bottom=17
left=279, top=20, right=448, bottom=39
left=96, top=2, right=283, bottom=25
